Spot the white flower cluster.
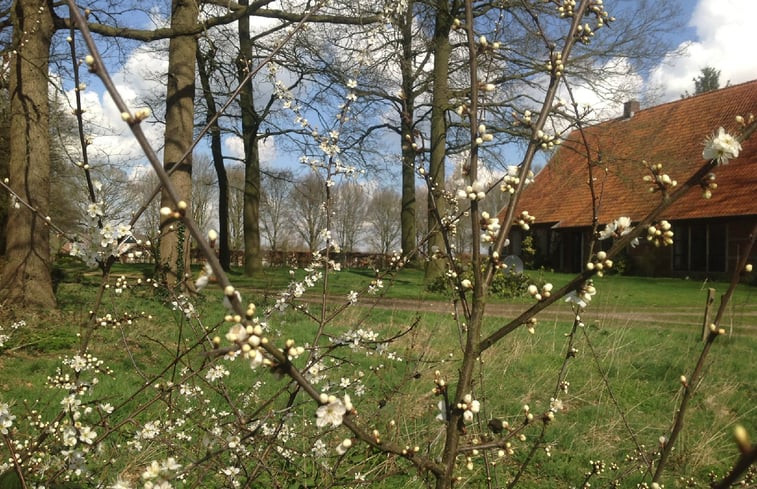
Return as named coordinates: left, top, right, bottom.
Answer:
left=141, top=457, right=181, bottom=489
left=0, top=402, right=16, bottom=435
left=69, top=219, right=135, bottom=267
left=500, top=165, right=534, bottom=194
left=546, top=51, right=564, bottom=77
left=171, top=294, right=196, bottom=319
left=525, top=317, right=538, bottom=334
left=703, top=127, right=741, bottom=165
left=586, top=250, right=613, bottom=276
left=559, top=0, right=614, bottom=39
left=598, top=216, right=632, bottom=240
left=347, top=290, right=358, bottom=304
left=0, top=319, right=24, bottom=348
left=225, top=321, right=268, bottom=369
left=338, top=328, right=379, bottom=351
left=527, top=283, right=553, bottom=301
left=700, top=172, right=718, bottom=199
left=456, top=180, right=486, bottom=201
left=475, top=123, right=494, bottom=146
left=315, top=394, right=353, bottom=428
left=275, top=265, right=324, bottom=311
left=515, top=210, right=536, bottom=231
left=565, top=280, right=597, bottom=309
left=205, top=365, right=230, bottom=382
left=367, top=279, right=384, bottom=294
left=51, top=353, right=110, bottom=393
left=283, top=339, right=305, bottom=361
left=458, top=394, right=481, bottom=423
left=647, top=220, right=674, bottom=247
left=534, top=129, right=558, bottom=150
left=480, top=211, right=501, bottom=244
left=642, top=161, right=677, bottom=193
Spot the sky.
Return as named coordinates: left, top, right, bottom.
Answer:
left=65, top=0, right=757, bottom=178
left=647, top=0, right=757, bottom=102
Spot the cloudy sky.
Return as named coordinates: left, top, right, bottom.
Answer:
left=68, top=0, right=757, bottom=172
left=648, top=0, right=757, bottom=102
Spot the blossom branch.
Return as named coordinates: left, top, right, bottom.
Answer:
left=651, top=220, right=757, bottom=483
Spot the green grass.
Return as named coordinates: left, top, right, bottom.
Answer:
left=0, top=261, right=755, bottom=487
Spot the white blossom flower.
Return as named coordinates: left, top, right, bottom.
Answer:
left=116, top=223, right=131, bottom=238
left=316, top=398, right=346, bottom=428
left=205, top=365, right=230, bottom=382
left=79, top=425, right=97, bottom=444
left=108, top=477, right=133, bottom=489
left=312, top=438, right=328, bottom=457
left=0, top=403, right=15, bottom=434
left=703, top=127, right=741, bottom=164
left=598, top=216, right=633, bottom=240
left=140, top=420, right=160, bottom=440
left=87, top=202, right=104, bottom=218
left=436, top=400, right=447, bottom=422
left=565, top=281, right=597, bottom=309
left=549, top=397, right=564, bottom=412
left=62, top=426, right=78, bottom=447
left=347, top=290, right=358, bottom=304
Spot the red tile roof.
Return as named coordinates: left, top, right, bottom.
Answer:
left=517, top=80, right=757, bottom=228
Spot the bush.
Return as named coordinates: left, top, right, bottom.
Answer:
left=426, top=265, right=546, bottom=298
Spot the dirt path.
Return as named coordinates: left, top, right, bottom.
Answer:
left=283, top=293, right=757, bottom=336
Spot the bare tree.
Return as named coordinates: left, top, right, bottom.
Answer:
left=260, top=169, right=294, bottom=255
left=126, top=169, right=161, bottom=244
left=366, top=187, right=401, bottom=255
left=227, top=165, right=246, bottom=252
left=290, top=172, right=326, bottom=252
left=191, top=154, right=218, bottom=235
left=196, top=40, right=231, bottom=271
left=332, top=180, right=367, bottom=253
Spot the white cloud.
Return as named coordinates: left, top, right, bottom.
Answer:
left=62, top=42, right=168, bottom=167
left=223, top=134, right=277, bottom=166
left=561, top=57, right=644, bottom=122
left=648, top=0, right=757, bottom=101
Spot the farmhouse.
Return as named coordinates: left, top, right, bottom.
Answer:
left=511, top=80, right=757, bottom=277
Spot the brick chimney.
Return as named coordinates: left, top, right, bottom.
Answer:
left=623, top=100, right=640, bottom=118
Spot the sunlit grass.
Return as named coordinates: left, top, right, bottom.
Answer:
left=1, top=260, right=755, bottom=487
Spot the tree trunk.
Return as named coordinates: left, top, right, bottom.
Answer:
left=196, top=45, right=231, bottom=271
left=238, top=1, right=263, bottom=276
left=0, top=0, right=56, bottom=309
left=158, top=0, right=197, bottom=288
left=243, top=132, right=262, bottom=276
left=399, top=0, right=419, bottom=268
left=424, top=1, right=452, bottom=282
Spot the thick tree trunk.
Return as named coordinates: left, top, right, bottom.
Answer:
left=243, top=132, right=262, bottom=276
left=424, top=1, right=452, bottom=282
left=0, top=0, right=56, bottom=309
left=399, top=0, right=419, bottom=268
left=196, top=46, right=231, bottom=271
left=158, top=0, right=197, bottom=287
left=238, top=1, right=263, bottom=277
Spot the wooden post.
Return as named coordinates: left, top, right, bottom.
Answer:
left=701, top=287, right=716, bottom=341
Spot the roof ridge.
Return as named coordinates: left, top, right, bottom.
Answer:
left=631, top=78, right=757, bottom=115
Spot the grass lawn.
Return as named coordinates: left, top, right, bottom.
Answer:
left=0, top=261, right=754, bottom=487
